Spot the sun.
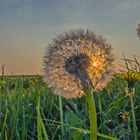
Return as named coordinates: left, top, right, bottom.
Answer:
left=93, top=62, right=98, bottom=67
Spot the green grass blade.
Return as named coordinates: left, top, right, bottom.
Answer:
left=41, top=119, right=49, bottom=140
left=69, top=126, right=90, bottom=134
left=5, top=130, right=8, bottom=140
left=2, top=108, right=8, bottom=132
left=10, top=98, right=20, bottom=139
left=37, top=98, right=42, bottom=140
left=59, top=96, right=64, bottom=137
left=97, top=133, right=118, bottom=140
left=70, top=127, right=118, bottom=140
left=37, top=97, right=49, bottom=140
left=22, top=105, right=26, bottom=140
left=130, top=95, right=138, bottom=140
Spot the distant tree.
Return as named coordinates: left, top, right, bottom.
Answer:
left=1, top=64, right=5, bottom=76
left=136, top=23, right=140, bottom=39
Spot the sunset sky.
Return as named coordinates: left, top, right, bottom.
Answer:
left=0, top=0, right=140, bottom=75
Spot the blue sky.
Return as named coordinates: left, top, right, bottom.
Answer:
left=0, top=0, right=140, bottom=74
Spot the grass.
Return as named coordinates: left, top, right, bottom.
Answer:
left=0, top=75, right=140, bottom=140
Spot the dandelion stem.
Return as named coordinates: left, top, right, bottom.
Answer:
left=86, top=90, right=97, bottom=140
left=59, top=96, right=64, bottom=137
left=130, top=95, right=138, bottom=140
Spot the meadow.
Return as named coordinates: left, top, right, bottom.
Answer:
left=0, top=73, right=139, bottom=140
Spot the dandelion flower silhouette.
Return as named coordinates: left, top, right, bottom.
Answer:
left=43, top=29, right=114, bottom=98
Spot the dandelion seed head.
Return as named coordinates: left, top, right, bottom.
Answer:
left=43, top=29, right=114, bottom=98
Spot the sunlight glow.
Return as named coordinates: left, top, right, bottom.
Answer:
left=93, top=62, right=97, bottom=67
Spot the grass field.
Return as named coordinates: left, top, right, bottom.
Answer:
left=0, top=75, right=140, bottom=140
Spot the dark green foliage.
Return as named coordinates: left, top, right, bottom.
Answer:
left=0, top=76, right=139, bottom=140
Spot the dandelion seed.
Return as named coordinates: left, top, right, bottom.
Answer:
left=43, top=29, right=114, bottom=98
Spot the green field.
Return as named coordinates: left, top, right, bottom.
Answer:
left=0, top=75, right=140, bottom=140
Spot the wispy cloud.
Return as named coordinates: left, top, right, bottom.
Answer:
left=0, top=0, right=140, bottom=74
left=115, top=0, right=140, bottom=10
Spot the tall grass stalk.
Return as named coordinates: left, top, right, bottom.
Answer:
left=130, top=95, right=138, bottom=140
left=37, top=97, right=49, bottom=140
left=10, top=96, right=20, bottom=140
left=22, top=105, right=26, bottom=140
left=86, top=90, right=97, bottom=140
left=2, top=108, right=8, bottom=140
left=97, top=133, right=118, bottom=140
left=59, top=96, right=64, bottom=137
left=70, top=127, right=118, bottom=140
left=37, top=98, right=43, bottom=140
left=97, top=93, right=104, bottom=133
left=5, top=130, right=8, bottom=140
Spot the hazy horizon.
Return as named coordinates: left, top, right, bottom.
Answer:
left=0, top=0, right=140, bottom=75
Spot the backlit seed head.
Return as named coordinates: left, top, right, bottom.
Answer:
left=43, top=29, right=114, bottom=98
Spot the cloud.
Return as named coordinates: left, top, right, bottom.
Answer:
left=115, top=0, right=140, bottom=10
